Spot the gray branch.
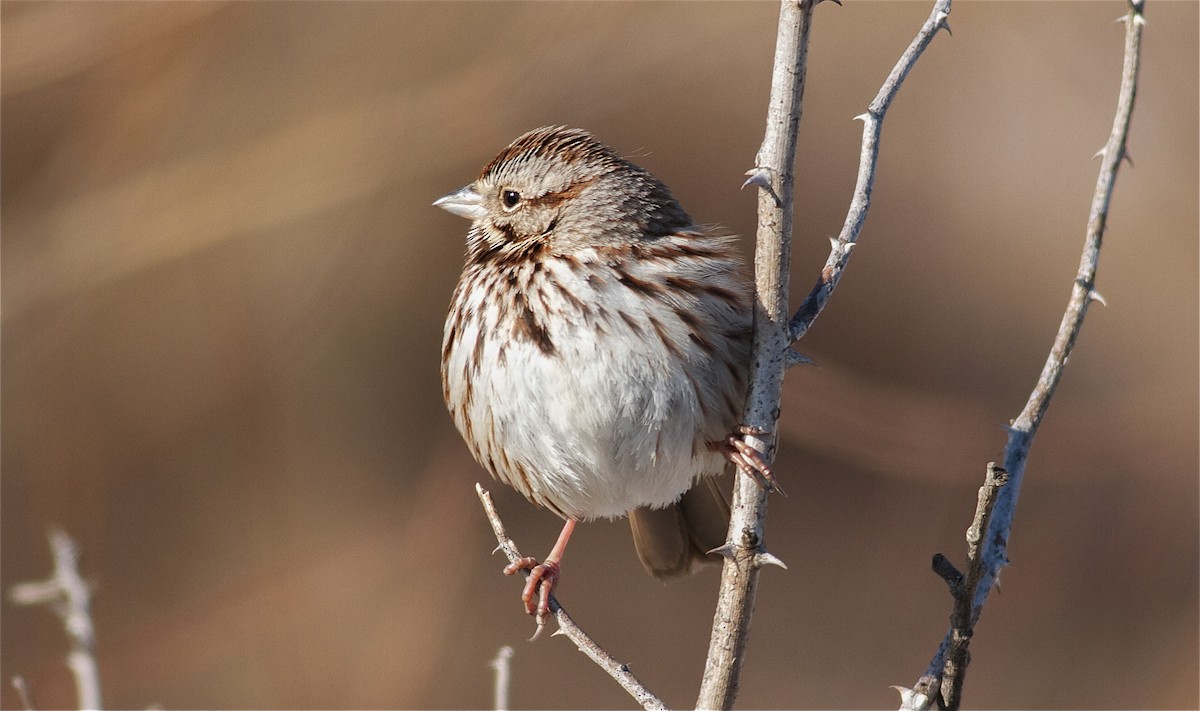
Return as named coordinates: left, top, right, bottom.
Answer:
left=698, top=1, right=950, bottom=709
left=696, top=1, right=815, bottom=708
left=490, top=646, right=514, bottom=711
left=901, top=2, right=1145, bottom=708
left=474, top=484, right=667, bottom=711
left=9, top=528, right=103, bottom=711
left=789, top=0, right=952, bottom=343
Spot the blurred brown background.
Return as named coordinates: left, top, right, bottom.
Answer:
left=3, top=2, right=1196, bottom=709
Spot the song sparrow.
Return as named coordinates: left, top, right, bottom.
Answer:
left=436, top=126, right=772, bottom=625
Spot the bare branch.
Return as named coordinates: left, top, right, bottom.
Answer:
left=9, top=528, right=103, bottom=711
left=935, top=463, right=1010, bottom=708
left=699, top=1, right=952, bottom=707
left=11, top=676, right=35, bottom=711
left=474, top=484, right=667, bottom=711
left=697, top=1, right=815, bottom=708
left=902, top=2, right=1145, bottom=708
left=789, top=0, right=953, bottom=343
left=490, top=646, right=514, bottom=711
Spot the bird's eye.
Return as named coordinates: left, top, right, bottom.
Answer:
left=501, top=189, right=521, bottom=210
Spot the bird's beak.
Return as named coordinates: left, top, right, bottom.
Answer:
left=433, top=185, right=486, bottom=221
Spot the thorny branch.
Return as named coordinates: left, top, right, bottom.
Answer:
left=900, top=2, right=1145, bottom=709
left=696, top=1, right=814, bottom=709
left=9, top=528, right=104, bottom=711
left=699, top=1, right=951, bottom=709
left=789, top=0, right=953, bottom=343
left=475, top=485, right=667, bottom=711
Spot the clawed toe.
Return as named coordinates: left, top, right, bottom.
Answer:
left=504, top=556, right=560, bottom=631
left=721, top=428, right=784, bottom=495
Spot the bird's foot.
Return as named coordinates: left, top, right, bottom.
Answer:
left=721, top=426, right=784, bottom=495
left=504, top=556, right=559, bottom=635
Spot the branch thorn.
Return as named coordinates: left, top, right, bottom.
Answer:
left=1088, top=289, right=1108, bottom=307
left=707, top=543, right=737, bottom=560
left=784, top=348, right=815, bottom=368
left=852, top=112, right=870, bottom=123
left=755, top=551, right=789, bottom=570
left=893, top=685, right=930, bottom=709
left=742, top=167, right=782, bottom=207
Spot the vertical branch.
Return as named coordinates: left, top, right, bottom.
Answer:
left=697, top=1, right=815, bottom=709
left=9, top=528, right=104, bottom=711
left=700, top=1, right=950, bottom=708
left=903, top=2, right=1145, bottom=708
left=490, top=646, right=514, bottom=711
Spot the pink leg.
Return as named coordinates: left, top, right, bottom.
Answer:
left=504, top=518, right=577, bottom=629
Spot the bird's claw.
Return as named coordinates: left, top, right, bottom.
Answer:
left=504, top=556, right=559, bottom=634
left=724, top=426, right=784, bottom=495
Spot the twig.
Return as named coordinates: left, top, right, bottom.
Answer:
left=927, top=464, right=1010, bottom=709
left=900, top=2, right=1145, bottom=709
left=474, top=484, right=667, bottom=711
left=490, top=646, right=514, bottom=711
left=697, top=2, right=815, bottom=708
left=9, top=528, right=103, bottom=711
left=11, top=676, right=35, bottom=711
left=789, top=0, right=952, bottom=343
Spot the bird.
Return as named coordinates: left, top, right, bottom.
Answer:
left=436, top=126, right=773, bottom=626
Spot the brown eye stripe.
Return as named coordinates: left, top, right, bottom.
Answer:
left=526, top=177, right=597, bottom=209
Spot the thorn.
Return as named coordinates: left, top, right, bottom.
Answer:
left=741, top=167, right=772, bottom=191
left=1093, top=147, right=1106, bottom=160
left=785, top=349, right=815, bottom=368
left=707, top=543, right=736, bottom=560
left=492, top=544, right=504, bottom=555
left=852, top=112, right=869, bottom=123
left=893, top=685, right=924, bottom=709
left=755, top=551, right=789, bottom=570
left=1088, top=289, right=1107, bottom=307
left=742, top=167, right=782, bottom=207
left=819, top=0, right=843, bottom=6
left=550, top=627, right=567, bottom=638
left=1123, top=152, right=1134, bottom=167
left=937, top=13, right=953, bottom=37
